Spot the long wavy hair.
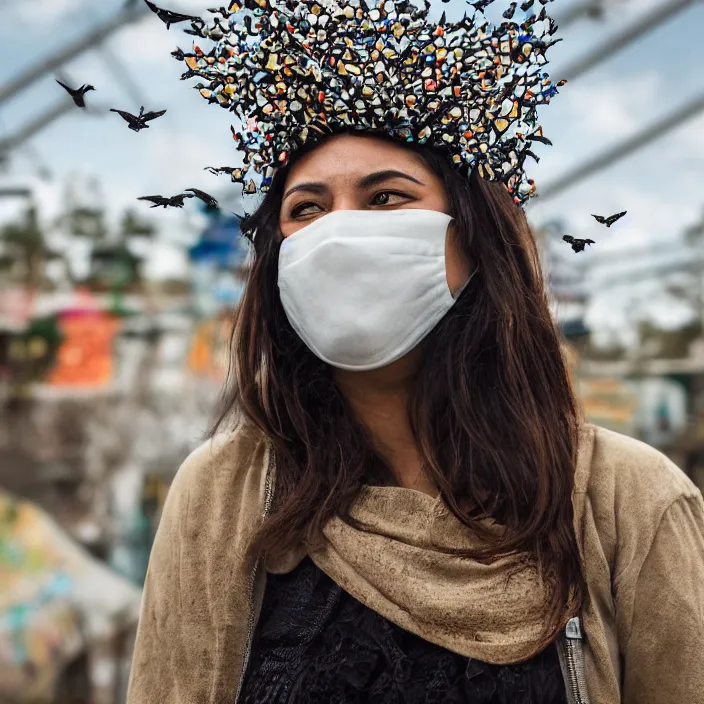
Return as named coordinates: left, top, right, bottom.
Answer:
left=212, top=130, right=586, bottom=645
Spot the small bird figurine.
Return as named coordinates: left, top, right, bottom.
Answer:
left=468, top=0, right=493, bottom=11
left=55, top=80, right=95, bottom=108
left=207, top=5, right=234, bottom=17
left=205, top=166, right=245, bottom=183
left=205, top=165, right=237, bottom=175
left=193, top=84, right=220, bottom=104
left=528, top=132, right=553, bottom=147
left=502, top=2, right=518, bottom=19
left=143, top=0, right=205, bottom=30
left=110, top=106, right=167, bottom=132
left=185, top=188, right=219, bottom=210
left=183, top=23, right=208, bottom=38
left=520, top=0, right=535, bottom=10
left=138, top=193, right=194, bottom=208
left=592, top=211, right=627, bottom=227
left=563, top=235, right=595, bottom=253
left=180, top=68, right=201, bottom=81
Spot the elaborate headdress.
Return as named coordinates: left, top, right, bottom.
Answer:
left=172, top=0, right=564, bottom=205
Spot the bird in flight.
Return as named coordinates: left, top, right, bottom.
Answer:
left=110, top=106, right=167, bottom=132
left=143, top=0, right=205, bottom=30
left=55, top=80, right=95, bottom=108
left=137, top=193, right=194, bottom=209
left=562, top=235, right=595, bottom=253
left=185, top=188, right=219, bottom=210
left=592, top=211, right=627, bottom=227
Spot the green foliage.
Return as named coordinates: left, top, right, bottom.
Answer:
left=120, top=210, right=155, bottom=240
left=64, top=205, right=108, bottom=241
left=0, top=192, right=157, bottom=289
left=0, top=206, right=47, bottom=287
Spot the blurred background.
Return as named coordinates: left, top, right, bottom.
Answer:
left=0, top=0, right=702, bottom=701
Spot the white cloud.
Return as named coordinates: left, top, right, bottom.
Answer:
left=10, top=0, right=85, bottom=26
left=142, top=241, right=190, bottom=280
left=562, top=72, right=663, bottom=141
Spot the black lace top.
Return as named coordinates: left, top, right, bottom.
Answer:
left=239, top=555, right=568, bottom=704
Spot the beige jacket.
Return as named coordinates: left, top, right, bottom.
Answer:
left=127, top=422, right=704, bottom=703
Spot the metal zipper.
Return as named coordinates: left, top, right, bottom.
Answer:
left=234, top=443, right=276, bottom=703
left=558, top=616, right=591, bottom=704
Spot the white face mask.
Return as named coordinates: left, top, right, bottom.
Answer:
left=277, top=208, right=476, bottom=371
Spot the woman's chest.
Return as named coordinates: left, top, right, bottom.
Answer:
left=239, top=556, right=568, bottom=704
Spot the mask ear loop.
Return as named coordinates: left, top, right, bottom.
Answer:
left=451, top=266, right=478, bottom=300
left=446, top=217, right=478, bottom=301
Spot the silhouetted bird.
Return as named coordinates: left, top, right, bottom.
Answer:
left=592, top=211, right=627, bottom=227
left=185, top=188, right=219, bottom=210
left=56, top=80, right=95, bottom=108
left=137, top=193, right=194, bottom=208
left=143, top=0, right=205, bottom=30
left=110, top=106, right=167, bottom=132
left=563, top=235, right=595, bottom=253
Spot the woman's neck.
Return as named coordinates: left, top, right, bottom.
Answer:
left=334, top=353, right=439, bottom=497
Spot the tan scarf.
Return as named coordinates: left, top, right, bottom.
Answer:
left=266, top=484, right=563, bottom=665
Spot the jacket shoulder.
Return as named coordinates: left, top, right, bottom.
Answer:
left=587, top=424, right=699, bottom=512
left=579, top=424, right=701, bottom=587
left=169, top=417, right=269, bottom=505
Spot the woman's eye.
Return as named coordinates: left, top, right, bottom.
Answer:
left=371, top=191, right=409, bottom=206
left=290, top=202, right=321, bottom=218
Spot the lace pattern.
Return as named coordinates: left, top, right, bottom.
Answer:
left=240, top=556, right=567, bottom=704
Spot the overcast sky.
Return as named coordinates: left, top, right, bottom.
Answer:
left=1, top=0, right=703, bottom=345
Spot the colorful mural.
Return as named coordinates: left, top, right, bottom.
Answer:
left=0, top=491, right=142, bottom=700
left=0, top=493, right=84, bottom=700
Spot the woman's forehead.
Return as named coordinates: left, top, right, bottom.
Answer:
left=284, top=134, right=434, bottom=187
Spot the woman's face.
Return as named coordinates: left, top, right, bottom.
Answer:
left=279, top=133, right=472, bottom=296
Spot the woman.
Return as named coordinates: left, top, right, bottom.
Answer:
left=127, top=2, right=704, bottom=703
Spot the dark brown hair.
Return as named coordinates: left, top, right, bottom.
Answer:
left=212, top=130, right=586, bottom=645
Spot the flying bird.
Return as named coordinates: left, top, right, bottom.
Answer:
left=592, top=211, right=627, bottom=227
left=55, top=79, right=95, bottom=108
left=143, top=0, right=205, bottom=30
left=520, top=0, right=535, bottom=9
left=185, top=188, right=219, bottom=210
left=137, top=193, right=194, bottom=208
left=563, top=235, right=595, bottom=253
left=110, top=106, right=167, bottom=132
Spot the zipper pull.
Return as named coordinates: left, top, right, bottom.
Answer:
left=565, top=616, right=583, bottom=640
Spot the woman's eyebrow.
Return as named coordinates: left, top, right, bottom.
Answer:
left=283, top=169, right=426, bottom=201
left=283, top=182, right=328, bottom=201
left=358, top=170, right=425, bottom=189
